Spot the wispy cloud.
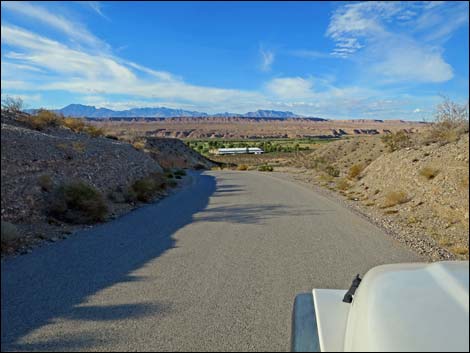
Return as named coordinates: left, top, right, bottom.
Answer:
left=289, top=49, right=331, bottom=59
left=259, top=46, right=275, bottom=72
left=325, top=1, right=468, bottom=83
left=1, top=1, right=109, bottom=51
left=0, top=23, right=263, bottom=108
left=78, top=1, right=110, bottom=21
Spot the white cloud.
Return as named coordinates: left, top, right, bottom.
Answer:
left=1, top=1, right=464, bottom=120
left=370, top=35, right=453, bottom=83
left=78, top=1, right=110, bottom=21
left=1, top=24, right=263, bottom=109
left=266, top=77, right=314, bottom=99
left=259, top=47, right=275, bottom=72
left=1, top=1, right=108, bottom=51
left=325, top=1, right=465, bottom=83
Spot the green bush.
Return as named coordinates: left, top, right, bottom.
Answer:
left=48, top=181, right=108, bottom=224
left=131, top=174, right=166, bottom=202
left=325, top=165, right=340, bottom=177
left=174, top=169, right=187, bottom=177
left=381, top=130, right=412, bottom=152
left=258, top=165, right=273, bottom=172
left=1, top=221, right=22, bottom=247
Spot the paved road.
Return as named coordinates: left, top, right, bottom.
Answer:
left=1, top=171, right=420, bottom=351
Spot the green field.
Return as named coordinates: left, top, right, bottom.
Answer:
left=185, top=137, right=340, bottom=155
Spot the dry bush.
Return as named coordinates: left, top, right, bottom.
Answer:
left=419, top=166, right=440, bottom=180
left=460, top=175, right=469, bottom=190
left=424, top=97, right=469, bottom=145
left=381, top=130, right=412, bottom=152
left=48, top=181, right=108, bottom=224
left=84, top=125, right=104, bottom=137
left=382, top=191, right=410, bottom=208
left=38, top=174, right=54, bottom=192
left=72, top=142, right=86, bottom=153
left=1, top=221, right=22, bottom=248
left=132, top=140, right=146, bottom=150
left=130, top=174, right=166, bottom=202
left=63, top=117, right=86, bottom=132
left=335, top=178, right=350, bottom=191
left=237, top=164, right=248, bottom=171
left=20, top=109, right=63, bottom=130
left=451, top=246, right=469, bottom=256
left=1, top=96, right=23, bottom=113
left=348, top=163, right=365, bottom=179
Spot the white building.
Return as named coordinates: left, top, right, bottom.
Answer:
left=217, top=147, right=264, bottom=155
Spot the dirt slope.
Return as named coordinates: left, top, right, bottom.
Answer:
left=297, top=132, right=469, bottom=260
left=355, top=134, right=469, bottom=257
left=144, top=137, right=217, bottom=169
left=1, top=112, right=163, bottom=224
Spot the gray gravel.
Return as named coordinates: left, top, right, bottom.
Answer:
left=1, top=171, right=421, bottom=351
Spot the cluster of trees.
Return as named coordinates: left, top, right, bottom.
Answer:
left=186, top=140, right=310, bottom=154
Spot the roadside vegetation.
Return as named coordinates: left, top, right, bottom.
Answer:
left=186, top=137, right=337, bottom=157
left=1, top=97, right=104, bottom=137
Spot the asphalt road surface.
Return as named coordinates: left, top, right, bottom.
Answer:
left=1, top=171, right=420, bottom=351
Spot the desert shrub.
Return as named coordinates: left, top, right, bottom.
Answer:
left=425, top=97, right=469, bottom=145
left=132, top=140, right=146, bottom=150
left=193, top=163, right=206, bottom=170
left=325, top=165, right=340, bottom=177
left=174, top=169, right=187, bottom=177
left=258, top=165, right=273, bottom=172
left=1, top=96, right=23, bottom=113
left=382, top=191, right=410, bottom=208
left=381, top=130, right=412, bottom=152
left=335, top=178, right=350, bottom=191
left=130, top=174, right=166, bottom=202
left=107, top=188, right=126, bottom=203
left=38, top=174, right=54, bottom=192
left=21, top=109, right=63, bottom=131
left=451, top=246, right=469, bottom=256
left=72, top=142, right=86, bottom=153
left=166, top=179, right=178, bottom=188
left=1, top=221, right=22, bottom=247
left=348, top=164, right=365, bottom=179
left=83, top=125, right=104, bottom=137
left=237, top=164, right=248, bottom=171
left=48, top=181, right=108, bottom=224
left=62, top=117, right=86, bottom=132
left=419, top=166, right=440, bottom=180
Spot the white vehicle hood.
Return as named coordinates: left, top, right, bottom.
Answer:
left=343, top=261, right=469, bottom=352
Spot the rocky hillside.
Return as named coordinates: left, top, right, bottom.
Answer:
left=144, top=137, right=217, bottom=170
left=92, top=117, right=426, bottom=140
left=298, top=124, right=469, bottom=260
left=1, top=110, right=209, bottom=255
left=1, top=112, right=162, bottom=224
left=354, top=134, right=469, bottom=259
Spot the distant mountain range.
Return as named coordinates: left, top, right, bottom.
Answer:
left=25, top=104, right=324, bottom=119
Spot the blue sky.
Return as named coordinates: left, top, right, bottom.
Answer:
left=1, top=1, right=468, bottom=120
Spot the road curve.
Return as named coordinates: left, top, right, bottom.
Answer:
left=1, top=171, right=420, bottom=351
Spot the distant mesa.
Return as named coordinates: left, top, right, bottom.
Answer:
left=25, top=104, right=328, bottom=120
